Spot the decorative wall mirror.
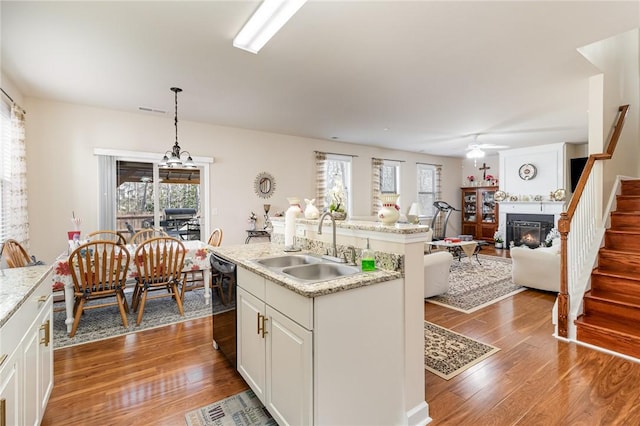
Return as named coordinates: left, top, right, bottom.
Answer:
left=254, top=172, right=276, bottom=199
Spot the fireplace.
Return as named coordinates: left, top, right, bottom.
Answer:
left=506, top=214, right=554, bottom=249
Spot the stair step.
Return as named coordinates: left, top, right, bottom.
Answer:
left=591, top=270, right=640, bottom=302
left=584, top=290, right=640, bottom=322
left=610, top=212, right=640, bottom=230
left=597, top=248, right=640, bottom=274
left=616, top=195, right=640, bottom=212
left=604, top=229, right=640, bottom=251
left=575, top=314, right=640, bottom=359
left=621, top=179, right=640, bottom=196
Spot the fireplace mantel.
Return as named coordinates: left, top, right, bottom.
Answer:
left=497, top=201, right=565, bottom=240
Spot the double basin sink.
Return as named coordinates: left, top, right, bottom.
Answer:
left=253, top=253, right=360, bottom=284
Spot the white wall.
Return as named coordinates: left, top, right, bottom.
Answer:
left=499, top=143, right=566, bottom=200
left=579, top=28, right=640, bottom=192
left=23, top=98, right=462, bottom=262
left=461, top=154, right=499, bottom=187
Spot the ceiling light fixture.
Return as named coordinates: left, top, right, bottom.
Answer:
left=159, top=87, right=195, bottom=169
left=233, top=0, right=307, bottom=54
left=466, top=147, right=485, bottom=159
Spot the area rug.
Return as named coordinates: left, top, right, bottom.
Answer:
left=53, top=288, right=234, bottom=349
left=184, top=389, right=277, bottom=426
left=426, top=254, right=525, bottom=313
left=424, top=321, right=500, bottom=380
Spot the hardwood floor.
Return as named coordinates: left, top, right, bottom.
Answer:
left=41, top=318, right=248, bottom=426
left=43, top=246, right=640, bottom=425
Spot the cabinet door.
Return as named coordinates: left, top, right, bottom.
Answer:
left=480, top=188, right=497, bottom=224
left=461, top=189, right=477, bottom=223
left=237, top=287, right=266, bottom=403
left=0, top=350, right=21, bottom=426
left=265, top=306, right=312, bottom=426
left=23, top=296, right=52, bottom=426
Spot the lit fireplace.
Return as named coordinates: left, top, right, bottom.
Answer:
left=506, top=214, right=554, bottom=249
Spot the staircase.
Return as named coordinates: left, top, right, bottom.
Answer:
left=575, top=179, right=640, bottom=359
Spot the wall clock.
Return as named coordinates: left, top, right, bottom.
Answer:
left=518, top=163, right=537, bottom=180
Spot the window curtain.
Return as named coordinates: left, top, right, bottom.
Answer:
left=432, top=165, right=444, bottom=235
left=315, top=151, right=327, bottom=212
left=371, top=157, right=383, bottom=215
left=97, top=155, right=117, bottom=230
left=7, top=104, right=29, bottom=246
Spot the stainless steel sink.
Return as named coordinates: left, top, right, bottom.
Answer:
left=255, top=254, right=323, bottom=268
left=281, top=263, right=360, bottom=281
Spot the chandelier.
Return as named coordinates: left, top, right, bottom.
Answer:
left=159, top=87, right=195, bottom=168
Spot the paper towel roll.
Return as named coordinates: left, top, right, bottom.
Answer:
left=285, top=207, right=296, bottom=247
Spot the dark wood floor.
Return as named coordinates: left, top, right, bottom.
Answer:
left=43, top=246, right=640, bottom=425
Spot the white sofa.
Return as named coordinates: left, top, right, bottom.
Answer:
left=510, top=238, right=560, bottom=292
left=423, top=251, right=453, bottom=298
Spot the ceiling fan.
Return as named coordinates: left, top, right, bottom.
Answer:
left=465, top=135, right=509, bottom=158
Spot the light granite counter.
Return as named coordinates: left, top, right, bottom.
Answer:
left=0, top=264, right=53, bottom=327
left=271, top=216, right=430, bottom=234
left=211, top=242, right=401, bottom=298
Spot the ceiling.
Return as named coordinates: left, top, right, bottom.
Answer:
left=2, top=1, right=639, bottom=158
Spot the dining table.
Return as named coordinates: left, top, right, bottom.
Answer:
left=51, top=239, right=214, bottom=334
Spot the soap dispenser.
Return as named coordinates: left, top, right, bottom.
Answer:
left=361, top=238, right=376, bottom=271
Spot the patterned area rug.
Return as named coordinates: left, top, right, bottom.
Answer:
left=426, top=254, right=525, bottom=313
left=185, top=389, right=277, bottom=426
left=53, top=287, right=234, bottom=349
left=424, top=321, right=500, bottom=380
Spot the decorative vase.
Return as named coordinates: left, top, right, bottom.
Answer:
left=378, top=193, right=400, bottom=225
left=495, top=242, right=503, bottom=249
left=331, top=211, right=347, bottom=220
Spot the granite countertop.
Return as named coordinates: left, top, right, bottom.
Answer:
left=271, top=217, right=430, bottom=235
left=211, top=242, right=402, bottom=298
left=0, top=264, right=53, bottom=328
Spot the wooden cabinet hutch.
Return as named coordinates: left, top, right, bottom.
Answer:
left=461, top=185, right=499, bottom=242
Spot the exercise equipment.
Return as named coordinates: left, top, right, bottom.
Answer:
left=430, top=201, right=459, bottom=240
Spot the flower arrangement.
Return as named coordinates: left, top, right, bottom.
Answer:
left=544, top=228, right=560, bottom=246
left=485, top=174, right=494, bottom=182
left=493, top=231, right=504, bottom=243
left=467, top=175, right=475, bottom=182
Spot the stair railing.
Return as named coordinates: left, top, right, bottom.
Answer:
left=557, top=104, right=629, bottom=338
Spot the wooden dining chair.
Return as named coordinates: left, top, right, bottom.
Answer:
left=1, top=239, right=31, bottom=268
left=208, top=228, right=223, bottom=247
left=87, top=230, right=127, bottom=245
left=180, top=228, right=223, bottom=302
left=131, top=228, right=167, bottom=245
left=67, top=240, right=131, bottom=337
left=131, top=236, right=186, bottom=325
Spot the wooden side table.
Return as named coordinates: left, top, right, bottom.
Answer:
left=245, top=230, right=271, bottom=244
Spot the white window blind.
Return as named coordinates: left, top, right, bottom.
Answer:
left=417, top=163, right=436, bottom=217
left=325, top=154, right=352, bottom=214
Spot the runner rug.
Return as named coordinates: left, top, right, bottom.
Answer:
left=53, top=288, right=234, bottom=349
left=184, top=389, right=277, bottom=426
left=426, top=254, right=525, bottom=313
left=424, top=321, right=500, bottom=380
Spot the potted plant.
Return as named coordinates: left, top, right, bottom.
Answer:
left=494, top=231, right=504, bottom=248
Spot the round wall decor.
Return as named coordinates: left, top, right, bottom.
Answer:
left=518, top=163, right=537, bottom=180
left=494, top=190, right=507, bottom=202
left=254, top=172, right=276, bottom=199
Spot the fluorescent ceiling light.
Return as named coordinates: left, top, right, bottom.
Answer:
left=234, top=0, right=307, bottom=54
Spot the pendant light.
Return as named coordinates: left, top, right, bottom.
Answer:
left=159, top=87, right=195, bottom=168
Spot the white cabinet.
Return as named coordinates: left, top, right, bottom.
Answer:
left=237, top=265, right=404, bottom=425
left=0, top=268, right=53, bottom=426
left=237, top=267, right=313, bottom=426
left=0, top=350, right=20, bottom=426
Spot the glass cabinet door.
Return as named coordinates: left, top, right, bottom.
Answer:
left=462, top=190, right=476, bottom=222
left=481, top=189, right=496, bottom=224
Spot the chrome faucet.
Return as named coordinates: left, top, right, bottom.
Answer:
left=317, top=211, right=345, bottom=263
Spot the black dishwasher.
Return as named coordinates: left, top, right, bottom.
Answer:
left=211, top=253, right=237, bottom=368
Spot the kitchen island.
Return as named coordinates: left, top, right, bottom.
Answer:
left=213, top=216, right=431, bottom=426
left=0, top=264, right=53, bottom=426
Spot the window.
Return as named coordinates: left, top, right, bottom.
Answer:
left=417, top=163, right=437, bottom=217
left=325, top=154, right=352, bottom=214
left=380, top=160, right=400, bottom=194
